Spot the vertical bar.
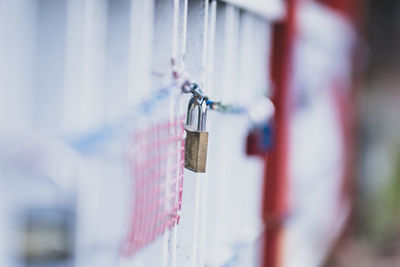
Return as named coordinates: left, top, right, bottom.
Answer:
left=205, top=0, right=217, bottom=95
left=197, top=2, right=209, bottom=265
left=169, top=2, right=189, bottom=267
left=198, top=1, right=216, bottom=266
left=33, top=0, right=67, bottom=133
left=165, top=3, right=183, bottom=266
left=175, top=1, right=210, bottom=267
left=63, top=0, right=87, bottom=133
left=70, top=1, right=110, bottom=267
left=234, top=11, right=271, bottom=266
left=123, top=0, right=155, bottom=264
left=172, top=0, right=180, bottom=63
left=179, top=0, right=188, bottom=69
left=204, top=3, right=239, bottom=265
left=0, top=2, right=37, bottom=266
left=127, top=0, right=154, bottom=107
left=263, top=0, right=297, bottom=266
left=151, top=0, right=175, bottom=266
left=63, top=0, right=108, bottom=134
left=0, top=0, right=37, bottom=130
left=151, top=0, right=175, bottom=87
left=103, top=0, right=131, bottom=121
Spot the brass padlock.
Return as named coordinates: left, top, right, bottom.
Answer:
left=184, top=96, right=208, bottom=173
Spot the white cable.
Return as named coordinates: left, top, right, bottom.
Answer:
left=181, top=0, right=188, bottom=69
left=172, top=0, right=180, bottom=64
left=201, top=0, right=209, bottom=86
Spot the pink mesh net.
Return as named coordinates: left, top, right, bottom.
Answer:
left=121, top=114, right=185, bottom=255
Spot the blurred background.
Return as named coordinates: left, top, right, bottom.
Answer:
left=326, top=0, right=400, bottom=266
left=0, top=0, right=400, bottom=267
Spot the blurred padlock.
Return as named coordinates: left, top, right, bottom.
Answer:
left=246, top=96, right=274, bottom=157
left=184, top=96, right=208, bottom=173
left=246, top=124, right=272, bottom=157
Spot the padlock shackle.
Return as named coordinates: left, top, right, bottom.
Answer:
left=186, top=96, right=196, bottom=126
left=197, top=98, right=207, bottom=131
left=186, top=96, right=207, bottom=131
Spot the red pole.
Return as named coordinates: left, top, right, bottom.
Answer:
left=262, top=0, right=297, bottom=266
left=262, top=1, right=362, bottom=266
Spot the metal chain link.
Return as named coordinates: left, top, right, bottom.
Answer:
left=179, top=80, right=247, bottom=114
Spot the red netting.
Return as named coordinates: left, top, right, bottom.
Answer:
left=121, top=114, right=185, bottom=255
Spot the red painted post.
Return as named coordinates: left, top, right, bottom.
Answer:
left=262, top=0, right=297, bottom=266
left=262, top=1, right=362, bottom=266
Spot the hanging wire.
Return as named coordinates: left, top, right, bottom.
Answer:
left=179, top=79, right=272, bottom=121
left=180, top=81, right=246, bottom=114
left=206, top=100, right=247, bottom=114
left=68, top=70, right=273, bottom=152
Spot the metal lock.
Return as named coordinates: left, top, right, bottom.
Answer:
left=184, top=96, right=208, bottom=173
left=245, top=124, right=272, bottom=157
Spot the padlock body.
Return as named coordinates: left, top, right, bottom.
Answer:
left=184, top=126, right=208, bottom=173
